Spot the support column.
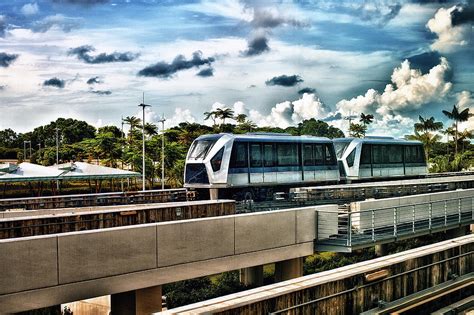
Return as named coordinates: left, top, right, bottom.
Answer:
left=375, top=244, right=388, bottom=257
left=274, top=257, right=304, bottom=282
left=209, top=188, right=219, bottom=200
left=111, top=285, right=162, bottom=315
left=240, top=265, right=263, bottom=287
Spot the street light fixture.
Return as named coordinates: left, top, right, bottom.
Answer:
left=138, top=99, right=151, bottom=191
left=158, top=114, right=166, bottom=190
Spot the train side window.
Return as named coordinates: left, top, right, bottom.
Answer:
left=230, top=142, right=248, bottom=168
left=250, top=143, right=262, bottom=167
left=263, top=144, right=275, bottom=167
left=373, top=145, right=382, bottom=164
left=388, top=145, right=403, bottom=163
left=346, top=149, right=356, bottom=167
left=277, top=143, right=298, bottom=166
left=360, top=144, right=371, bottom=164
left=324, top=144, right=336, bottom=165
left=314, top=144, right=324, bottom=165
left=303, top=144, right=314, bottom=166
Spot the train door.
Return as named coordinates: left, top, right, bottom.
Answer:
left=303, top=143, right=315, bottom=181
left=263, top=143, right=276, bottom=183
left=249, top=143, right=264, bottom=184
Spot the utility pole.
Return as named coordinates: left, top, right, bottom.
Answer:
left=158, top=114, right=166, bottom=190
left=55, top=128, right=60, bottom=165
left=138, top=93, right=151, bottom=191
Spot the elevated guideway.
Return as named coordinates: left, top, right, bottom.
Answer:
left=0, top=189, right=472, bottom=313
left=163, top=235, right=474, bottom=315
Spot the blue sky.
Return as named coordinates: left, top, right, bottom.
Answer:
left=0, top=0, right=472, bottom=136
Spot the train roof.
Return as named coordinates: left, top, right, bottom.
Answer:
left=333, top=137, right=423, bottom=145
left=195, top=133, right=332, bottom=143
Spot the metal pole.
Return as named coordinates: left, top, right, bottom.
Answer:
left=159, top=114, right=166, bottom=190
left=37, top=143, right=41, bottom=164
left=138, top=97, right=151, bottom=191
left=55, top=128, right=60, bottom=165
left=23, top=141, right=26, bottom=161
left=121, top=116, right=125, bottom=170
left=29, top=142, right=32, bottom=160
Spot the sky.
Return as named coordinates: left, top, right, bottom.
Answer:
left=0, top=0, right=473, bottom=137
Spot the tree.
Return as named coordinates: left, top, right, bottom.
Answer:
left=406, top=131, right=441, bottom=161
left=144, top=122, right=158, bottom=137
left=235, top=114, right=247, bottom=124
left=349, top=123, right=367, bottom=138
left=414, top=116, right=443, bottom=133
left=123, top=116, right=141, bottom=145
left=442, top=105, right=472, bottom=155
left=203, top=111, right=217, bottom=127
left=214, top=108, right=235, bottom=125
left=296, top=119, right=345, bottom=138
left=359, top=113, right=374, bottom=126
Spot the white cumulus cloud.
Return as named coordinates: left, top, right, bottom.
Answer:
left=21, top=2, right=39, bottom=16
left=426, top=5, right=471, bottom=53
left=336, top=57, right=452, bottom=116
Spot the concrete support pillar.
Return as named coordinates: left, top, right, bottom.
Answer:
left=209, top=188, right=219, bottom=200
left=375, top=244, right=388, bottom=257
left=111, top=285, right=162, bottom=315
left=274, top=257, right=304, bottom=282
left=240, top=265, right=263, bottom=287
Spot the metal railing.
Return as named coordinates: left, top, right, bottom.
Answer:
left=316, top=196, right=474, bottom=248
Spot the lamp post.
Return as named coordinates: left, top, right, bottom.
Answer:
left=158, top=114, right=166, bottom=190
left=37, top=143, right=41, bottom=165
left=138, top=100, right=151, bottom=191
left=55, top=128, right=60, bottom=165
left=23, top=140, right=31, bottom=161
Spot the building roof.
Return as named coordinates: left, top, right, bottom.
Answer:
left=0, top=162, right=140, bottom=183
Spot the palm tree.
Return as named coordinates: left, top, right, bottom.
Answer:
left=406, top=131, right=441, bottom=161
left=359, top=113, right=374, bottom=126
left=442, top=105, right=472, bottom=155
left=235, top=114, right=247, bottom=124
left=144, top=122, right=158, bottom=137
left=204, top=111, right=217, bottom=127
left=215, top=108, right=235, bottom=125
left=239, top=120, right=257, bottom=132
left=414, top=116, right=443, bottom=133
left=349, top=123, right=367, bottom=138
left=458, top=129, right=473, bottom=152
left=123, top=116, right=141, bottom=144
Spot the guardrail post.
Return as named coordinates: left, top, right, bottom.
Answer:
left=371, top=210, right=375, bottom=241
left=429, top=202, right=432, bottom=230
left=412, top=205, right=415, bottom=233
left=444, top=199, right=448, bottom=227
left=458, top=198, right=462, bottom=223
left=347, top=212, right=352, bottom=247
left=393, top=207, right=397, bottom=237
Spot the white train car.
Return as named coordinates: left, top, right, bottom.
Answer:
left=334, top=137, right=428, bottom=181
left=184, top=133, right=340, bottom=199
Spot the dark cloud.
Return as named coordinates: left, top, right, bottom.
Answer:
left=409, top=0, right=451, bottom=4
left=33, top=14, right=82, bottom=32
left=196, top=67, right=214, bottom=77
left=43, top=77, right=65, bottom=88
left=266, top=74, right=303, bottom=87
left=87, top=76, right=101, bottom=84
left=358, top=2, right=402, bottom=26
left=451, top=3, right=474, bottom=26
left=51, top=0, right=109, bottom=5
left=241, top=34, right=270, bottom=57
left=251, top=9, right=307, bottom=28
left=0, top=85, right=5, bottom=91
left=322, top=112, right=342, bottom=122
left=138, top=50, right=215, bottom=78
left=0, top=52, right=19, bottom=68
left=91, top=90, right=112, bottom=95
left=407, top=51, right=442, bottom=74
left=69, top=45, right=138, bottom=64
left=298, top=87, right=316, bottom=95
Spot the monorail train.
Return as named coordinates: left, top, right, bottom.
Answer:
left=183, top=133, right=427, bottom=200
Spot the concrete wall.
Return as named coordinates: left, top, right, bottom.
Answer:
left=0, top=204, right=328, bottom=313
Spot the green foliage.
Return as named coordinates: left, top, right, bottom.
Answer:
left=348, top=123, right=367, bottom=138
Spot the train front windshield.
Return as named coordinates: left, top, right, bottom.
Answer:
left=188, top=139, right=216, bottom=159
left=334, top=141, right=351, bottom=158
